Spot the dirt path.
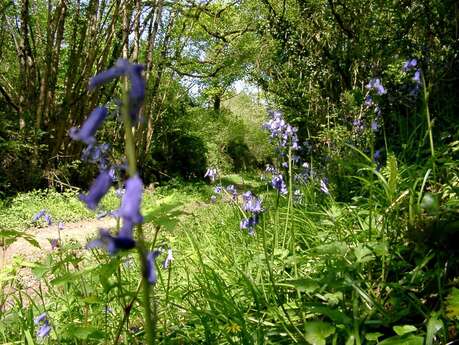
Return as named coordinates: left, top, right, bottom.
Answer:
left=0, top=218, right=117, bottom=269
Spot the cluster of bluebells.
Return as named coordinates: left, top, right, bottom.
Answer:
left=207, top=170, right=263, bottom=235
left=402, top=58, right=421, bottom=96
left=204, top=168, right=218, bottom=182
left=240, top=191, right=262, bottom=236
left=355, top=77, right=387, bottom=134
left=34, top=313, right=51, bottom=339
left=69, top=59, right=166, bottom=284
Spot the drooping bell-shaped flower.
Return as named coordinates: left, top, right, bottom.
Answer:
left=69, top=107, right=108, bottom=145
left=79, top=171, right=113, bottom=210
left=145, top=250, right=161, bottom=284
left=118, top=174, right=144, bottom=224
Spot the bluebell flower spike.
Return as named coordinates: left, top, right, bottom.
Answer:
left=79, top=171, right=113, bottom=210
left=69, top=106, right=108, bottom=145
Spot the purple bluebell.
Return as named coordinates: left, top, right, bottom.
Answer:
left=118, top=219, right=135, bottom=239
left=413, top=70, right=421, bottom=84
left=365, top=78, right=387, bottom=95
left=87, top=229, right=136, bottom=255
left=210, top=195, right=217, bottom=203
left=32, top=210, right=46, bottom=223
left=242, top=192, right=262, bottom=214
left=402, top=59, right=417, bottom=72
left=272, top=174, right=288, bottom=195
left=118, top=174, right=144, bottom=224
left=79, top=171, right=113, bottom=210
left=162, top=248, right=174, bottom=269
left=265, top=164, right=276, bottom=174
left=58, top=222, right=64, bottom=231
left=69, top=107, right=108, bottom=145
left=320, top=178, right=330, bottom=195
left=204, top=168, right=217, bottom=182
left=373, top=150, right=381, bottom=161
left=352, top=118, right=364, bottom=131
left=282, top=162, right=288, bottom=168
left=50, top=239, right=59, bottom=250
left=214, top=185, right=222, bottom=193
left=364, top=95, right=373, bottom=107
left=371, top=120, right=379, bottom=132
left=240, top=215, right=259, bottom=235
left=43, top=214, right=52, bottom=226
left=34, top=313, right=47, bottom=325
left=226, top=184, right=237, bottom=195
left=88, top=59, right=145, bottom=121
left=37, top=320, right=51, bottom=338
left=145, top=250, right=161, bottom=284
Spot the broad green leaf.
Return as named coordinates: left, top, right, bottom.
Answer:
left=379, top=334, right=423, bottom=345
left=283, top=278, right=320, bottom=293
left=365, top=332, right=384, bottom=341
left=393, top=324, right=417, bottom=336
left=63, top=325, right=103, bottom=340
left=304, top=321, right=335, bottom=345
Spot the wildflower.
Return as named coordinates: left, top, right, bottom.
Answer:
left=50, top=239, right=59, bottom=250
left=79, top=171, right=113, bottom=210
left=265, top=164, right=276, bottom=173
left=37, top=321, right=51, bottom=338
left=58, top=222, right=64, bottom=230
left=365, top=78, right=386, bottom=95
left=240, top=215, right=259, bottom=236
left=373, top=150, right=381, bottom=161
left=87, top=229, right=136, bottom=255
left=364, top=95, right=373, bottom=107
left=352, top=119, right=364, bottom=131
left=320, top=178, right=330, bottom=195
left=210, top=195, right=217, bottom=203
left=34, top=313, right=51, bottom=339
left=214, top=185, right=222, bottom=193
left=242, top=192, right=262, bottom=214
left=204, top=168, right=217, bottom=182
left=371, top=119, right=379, bottom=132
left=145, top=250, right=161, bottom=284
left=413, top=70, right=421, bottom=84
left=32, top=210, right=46, bottom=223
left=118, top=174, right=144, bottom=224
left=272, top=174, right=287, bottom=195
left=402, top=59, right=417, bottom=72
left=43, top=214, right=52, bottom=226
left=226, top=185, right=237, bottom=198
left=162, top=248, right=174, bottom=269
left=69, top=107, right=108, bottom=145
left=118, top=219, right=135, bottom=239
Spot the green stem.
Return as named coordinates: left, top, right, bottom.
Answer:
left=121, top=77, right=155, bottom=344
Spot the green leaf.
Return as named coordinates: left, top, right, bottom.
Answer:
left=283, top=278, right=320, bottom=293
left=304, top=321, right=335, bottom=345
left=63, top=325, right=103, bottom=340
left=425, top=314, right=443, bottom=345
left=365, top=332, right=384, bottom=341
left=378, top=334, right=423, bottom=345
left=393, top=325, right=417, bottom=336
left=446, top=287, right=459, bottom=319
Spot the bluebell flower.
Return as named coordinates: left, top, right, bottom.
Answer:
left=320, top=178, right=330, bottom=195
left=145, top=250, right=161, bottom=284
left=118, top=174, right=144, bottom=224
left=88, top=59, right=145, bottom=121
left=50, top=239, right=59, bottom=250
left=69, top=107, right=108, bottom=145
left=352, top=119, right=364, bottom=131
left=272, top=174, right=287, bottom=195
left=402, top=59, right=417, bottom=72
left=226, top=184, right=237, bottom=196
left=37, top=321, right=51, bottom=338
left=365, top=78, right=387, bottom=95
left=265, top=164, right=276, bottom=173
left=371, top=120, right=379, bottom=132
left=373, top=150, right=381, bottom=161
left=34, top=313, right=51, bottom=339
left=118, top=219, right=135, bottom=239
left=204, top=168, right=217, bottom=182
left=79, top=171, right=113, bottom=210
left=87, top=229, right=136, bottom=255
left=32, top=210, right=46, bottom=223
left=413, top=70, right=421, bottom=84
left=240, top=215, right=259, bottom=235
left=162, top=248, right=174, bottom=269
left=364, top=95, right=373, bottom=107
left=43, top=214, right=52, bottom=226
left=34, top=313, right=47, bottom=325
left=214, top=185, right=222, bottom=193
left=58, top=222, right=64, bottom=231
left=242, top=192, right=262, bottom=214
left=210, top=195, right=217, bottom=203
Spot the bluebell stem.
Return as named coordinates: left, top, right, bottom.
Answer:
left=162, top=248, right=174, bottom=269
left=145, top=250, right=161, bottom=284
left=69, top=107, right=108, bottom=145
left=79, top=171, right=113, bottom=210
left=118, top=174, right=144, bottom=224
